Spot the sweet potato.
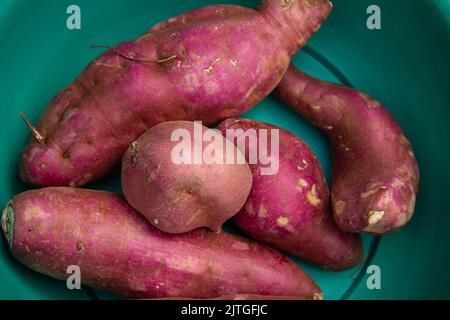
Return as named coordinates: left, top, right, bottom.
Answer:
left=121, top=121, right=252, bottom=234
left=1, top=187, right=321, bottom=299
left=19, top=0, right=332, bottom=187
left=218, top=118, right=363, bottom=270
left=275, top=66, right=420, bottom=234
left=149, top=294, right=314, bottom=300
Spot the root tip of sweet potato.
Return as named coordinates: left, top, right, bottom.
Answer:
left=313, top=292, right=324, bottom=300
left=213, top=227, right=222, bottom=234
left=1, top=200, right=15, bottom=249
left=19, top=112, right=44, bottom=144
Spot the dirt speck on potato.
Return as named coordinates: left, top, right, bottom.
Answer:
left=76, top=241, right=86, bottom=252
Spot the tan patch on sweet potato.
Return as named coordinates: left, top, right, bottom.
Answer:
left=311, top=105, right=322, bottom=112
left=392, top=178, right=405, bottom=188
left=281, top=0, right=294, bottom=9
left=368, top=210, right=385, bottom=225
left=258, top=204, right=267, bottom=218
left=408, top=190, right=416, bottom=214
left=147, top=165, right=161, bottom=183
left=245, top=201, right=255, bottom=216
left=128, top=278, right=147, bottom=292
left=186, top=207, right=205, bottom=226
left=361, top=188, right=380, bottom=199
left=361, top=182, right=386, bottom=199
left=335, top=200, right=346, bottom=215
left=276, top=216, right=289, bottom=227
left=232, top=241, right=250, bottom=251
left=129, top=141, right=138, bottom=167
left=297, top=178, right=308, bottom=188
left=173, top=181, right=202, bottom=204
left=396, top=164, right=413, bottom=177
left=24, top=208, right=44, bottom=221
left=396, top=212, right=409, bottom=226
left=307, top=185, right=321, bottom=207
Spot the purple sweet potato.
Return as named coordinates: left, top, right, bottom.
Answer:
left=218, top=118, right=363, bottom=270
left=275, top=66, right=420, bottom=234
left=1, top=187, right=322, bottom=299
left=149, top=294, right=316, bottom=300
left=121, top=121, right=253, bottom=234
left=19, top=0, right=332, bottom=187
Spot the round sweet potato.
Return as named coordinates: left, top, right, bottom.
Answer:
left=122, top=121, right=252, bottom=234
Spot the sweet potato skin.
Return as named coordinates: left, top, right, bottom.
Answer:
left=1, top=187, right=321, bottom=299
left=121, top=121, right=253, bottom=234
left=275, top=66, right=420, bottom=234
left=148, top=294, right=317, bottom=300
left=218, top=119, right=363, bottom=270
left=20, top=0, right=332, bottom=187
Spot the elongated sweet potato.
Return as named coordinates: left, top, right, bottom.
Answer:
left=20, top=0, right=332, bottom=187
left=1, top=187, right=321, bottom=299
left=149, top=294, right=313, bottom=300
left=121, top=121, right=252, bottom=234
left=275, top=66, right=419, bottom=234
left=218, top=118, right=363, bottom=270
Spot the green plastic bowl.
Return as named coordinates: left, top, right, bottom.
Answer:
left=0, top=0, right=449, bottom=300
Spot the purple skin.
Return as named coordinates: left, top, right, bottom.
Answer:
left=1, top=187, right=322, bottom=299
left=148, top=294, right=315, bottom=300
left=121, top=121, right=253, bottom=234
left=275, top=66, right=420, bottom=235
left=218, top=119, right=363, bottom=270
left=19, top=0, right=332, bottom=187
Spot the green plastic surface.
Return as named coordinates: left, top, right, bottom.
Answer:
left=0, top=0, right=449, bottom=300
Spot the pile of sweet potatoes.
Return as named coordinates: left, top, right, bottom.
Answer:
left=2, top=0, right=419, bottom=300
